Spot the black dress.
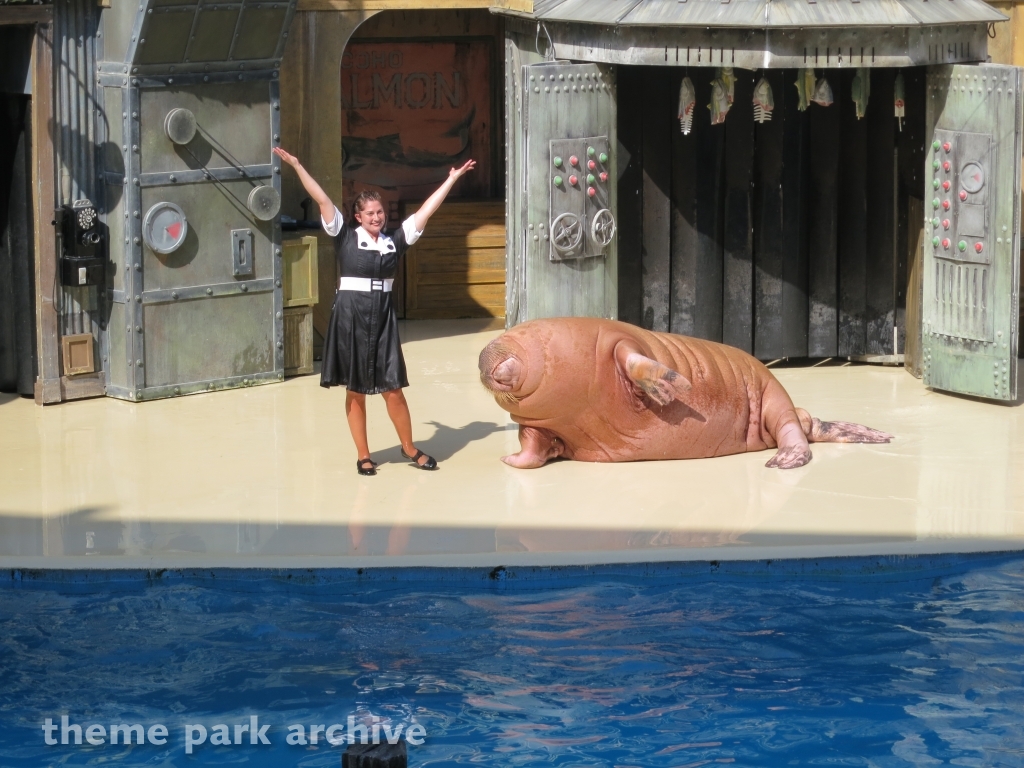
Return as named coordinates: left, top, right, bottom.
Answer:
left=320, top=219, right=412, bottom=394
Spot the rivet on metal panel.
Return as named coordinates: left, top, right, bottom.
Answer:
left=206, top=288, right=213, bottom=295
left=275, top=248, right=282, bottom=256
left=127, top=326, right=131, bottom=333
left=172, top=292, right=179, bottom=300
left=128, top=360, right=132, bottom=366
left=134, top=295, right=140, bottom=302
left=277, top=342, right=283, bottom=349
left=136, top=360, right=142, bottom=367
left=275, top=280, right=281, bottom=287
left=204, top=77, right=210, bottom=83
left=135, top=325, right=141, bottom=332
left=174, top=387, right=180, bottom=395
left=241, top=285, right=248, bottom=292
left=132, top=112, right=138, bottom=119
left=276, top=312, right=282, bottom=319
left=170, top=175, right=177, bottom=183
left=134, top=262, right=140, bottom=269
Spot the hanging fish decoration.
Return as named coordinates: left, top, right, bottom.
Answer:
left=894, top=71, right=906, bottom=131
left=678, top=76, right=696, bottom=135
left=709, top=76, right=731, bottom=125
left=718, top=67, right=736, bottom=105
left=810, top=75, right=833, bottom=107
left=852, top=68, right=870, bottom=120
left=753, top=77, right=774, bottom=124
left=795, top=68, right=816, bottom=111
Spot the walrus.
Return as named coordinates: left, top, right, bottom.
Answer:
left=478, top=318, right=892, bottom=469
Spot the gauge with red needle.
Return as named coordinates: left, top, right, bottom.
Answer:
left=142, top=202, right=188, bottom=255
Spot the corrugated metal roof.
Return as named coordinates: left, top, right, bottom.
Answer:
left=520, top=0, right=1006, bottom=28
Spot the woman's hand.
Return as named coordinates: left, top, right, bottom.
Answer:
left=448, top=159, right=476, bottom=181
left=273, top=147, right=301, bottom=168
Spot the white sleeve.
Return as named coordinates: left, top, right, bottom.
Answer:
left=321, top=206, right=344, bottom=236
left=402, top=215, right=423, bottom=246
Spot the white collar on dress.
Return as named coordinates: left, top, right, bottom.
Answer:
left=355, top=226, right=396, bottom=253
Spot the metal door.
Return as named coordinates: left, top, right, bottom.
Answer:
left=923, top=64, right=1022, bottom=401
left=509, top=60, right=617, bottom=324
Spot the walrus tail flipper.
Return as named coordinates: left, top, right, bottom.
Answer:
left=501, top=426, right=564, bottom=469
left=795, top=408, right=893, bottom=444
left=615, top=346, right=693, bottom=407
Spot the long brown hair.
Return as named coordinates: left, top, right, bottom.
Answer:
left=351, top=190, right=383, bottom=218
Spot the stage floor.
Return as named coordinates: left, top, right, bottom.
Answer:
left=1, top=319, right=1022, bottom=569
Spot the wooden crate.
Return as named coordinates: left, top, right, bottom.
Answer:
left=283, top=306, right=314, bottom=376
left=400, top=200, right=505, bottom=319
left=282, top=235, right=319, bottom=308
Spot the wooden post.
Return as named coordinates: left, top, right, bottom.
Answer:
left=31, top=20, right=61, bottom=405
left=722, top=70, right=756, bottom=354
left=616, top=66, right=644, bottom=326
left=641, top=66, right=672, bottom=332
left=807, top=82, right=841, bottom=358
left=838, top=69, right=868, bottom=358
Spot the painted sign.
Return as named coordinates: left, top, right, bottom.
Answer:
left=340, top=41, right=492, bottom=217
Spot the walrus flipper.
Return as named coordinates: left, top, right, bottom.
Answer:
left=615, top=347, right=692, bottom=407
left=502, top=426, right=564, bottom=469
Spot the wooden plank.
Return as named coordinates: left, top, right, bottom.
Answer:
left=59, top=373, right=104, bottom=402
left=0, top=5, right=53, bottom=26
left=722, top=70, right=756, bottom=354
left=409, top=232, right=506, bottom=249
left=641, top=66, right=673, bottom=332
left=780, top=78, right=809, bottom=359
left=895, top=68, right=926, bottom=367
left=865, top=69, right=897, bottom=356
left=284, top=306, right=314, bottom=376
left=616, top=66, right=644, bottom=326
left=838, top=69, right=868, bottom=357
left=807, top=84, right=841, bottom=357
left=669, top=70, right=699, bottom=336
left=753, top=70, right=786, bottom=360
left=31, top=22, right=60, bottom=405
left=903, top=195, right=924, bottom=377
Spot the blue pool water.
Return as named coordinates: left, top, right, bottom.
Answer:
left=1, top=555, right=1023, bottom=767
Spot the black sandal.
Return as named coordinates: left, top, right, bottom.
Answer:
left=356, top=458, right=377, bottom=476
left=401, top=448, right=438, bottom=470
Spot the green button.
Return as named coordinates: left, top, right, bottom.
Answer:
left=932, top=217, right=940, bottom=228
left=933, top=179, right=940, bottom=189
left=958, top=240, right=967, bottom=252
left=933, top=140, right=941, bottom=151
left=932, top=236, right=940, bottom=247
left=554, top=157, right=563, bottom=168
left=933, top=160, right=940, bottom=170
left=587, top=174, right=596, bottom=184
left=932, top=198, right=941, bottom=209
left=599, top=152, right=608, bottom=163
left=553, top=175, right=563, bottom=186
left=587, top=147, right=596, bottom=158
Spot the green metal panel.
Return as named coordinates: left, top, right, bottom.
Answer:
left=142, top=292, right=274, bottom=387
left=923, top=64, right=1021, bottom=401
left=107, top=301, right=127, bottom=388
left=139, top=82, right=271, bottom=173
left=135, top=6, right=196, bottom=65
left=187, top=7, right=242, bottom=63
left=141, top=182, right=274, bottom=290
left=232, top=5, right=289, bottom=61
left=518, top=60, right=617, bottom=322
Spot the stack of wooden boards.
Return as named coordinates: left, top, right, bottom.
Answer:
left=401, top=200, right=505, bottom=319
left=281, top=235, right=318, bottom=376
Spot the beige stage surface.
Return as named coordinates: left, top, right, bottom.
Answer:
left=1, top=319, right=1023, bottom=569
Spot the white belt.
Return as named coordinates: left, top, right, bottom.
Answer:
left=338, top=277, right=393, bottom=292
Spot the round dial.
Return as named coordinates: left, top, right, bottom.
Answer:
left=142, top=202, right=188, bottom=254
left=550, top=212, right=583, bottom=255
left=960, top=162, right=984, bottom=194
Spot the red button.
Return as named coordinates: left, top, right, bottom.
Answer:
left=959, top=190, right=968, bottom=201
left=942, top=200, right=951, bottom=210
left=942, top=219, right=950, bottom=230
left=599, top=172, right=609, bottom=182
left=942, top=180, right=951, bottom=191
left=943, top=161, right=951, bottom=172
left=568, top=175, right=578, bottom=186
left=942, top=238, right=951, bottom=249
left=587, top=187, right=596, bottom=197
left=569, top=156, right=579, bottom=167
left=975, top=242, right=984, bottom=253
left=588, top=160, right=596, bottom=170
left=943, top=142, right=952, bottom=153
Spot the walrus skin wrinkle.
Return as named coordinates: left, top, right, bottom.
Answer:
left=478, top=318, right=892, bottom=470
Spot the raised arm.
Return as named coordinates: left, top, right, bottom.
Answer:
left=413, top=159, right=476, bottom=232
left=273, top=147, right=336, bottom=224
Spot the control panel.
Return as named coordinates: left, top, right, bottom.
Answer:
left=548, top=136, right=615, bottom=261
left=928, top=130, right=992, bottom=266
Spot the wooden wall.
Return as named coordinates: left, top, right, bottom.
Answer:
left=618, top=66, right=925, bottom=361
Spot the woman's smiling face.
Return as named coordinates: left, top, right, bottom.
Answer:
left=354, top=200, right=386, bottom=238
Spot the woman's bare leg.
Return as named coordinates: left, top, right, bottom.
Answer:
left=345, top=391, right=372, bottom=461
left=381, top=388, right=431, bottom=466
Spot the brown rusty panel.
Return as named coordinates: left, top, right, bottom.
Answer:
left=143, top=292, right=274, bottom=387
left=187, top=7, right=241, bottom=63
left=340, top=41, right=493, bottom=216
left=233, top=6, right=288, bottom=61
left=108, top=301, right=127, bottom=388
left=141, top=182, right=273, bottom=290
left=59, top=373, right=104, bottom=402
left=283, top=305, right=313, bottom=375
left=136, top=8, right=195, bottom=65
left=139, top=81, right=271, bottom=174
